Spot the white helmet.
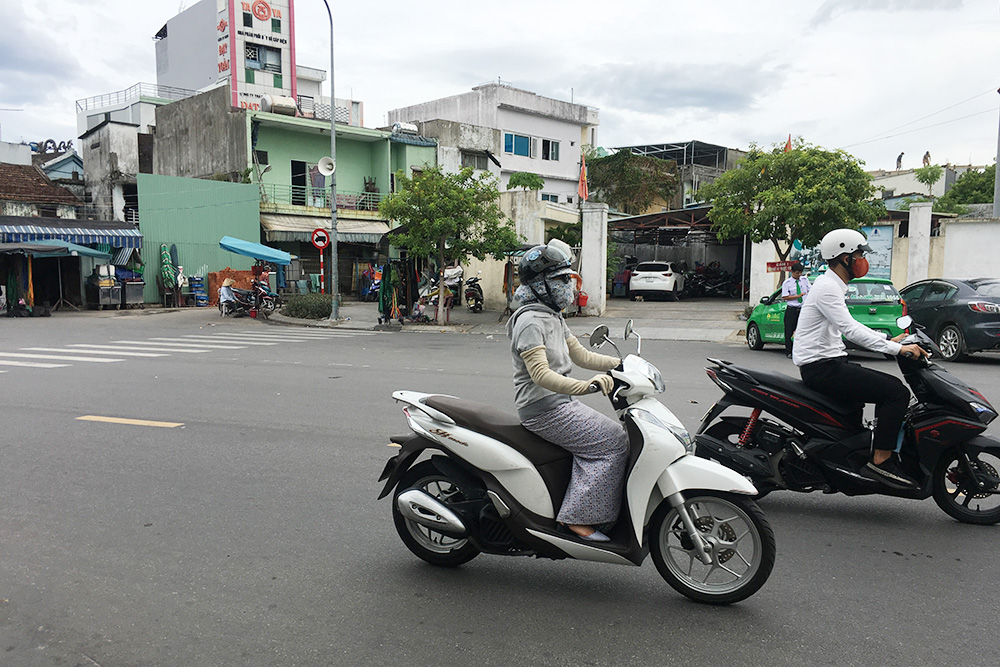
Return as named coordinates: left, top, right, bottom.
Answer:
left=820, top=228, right=872, bottom=261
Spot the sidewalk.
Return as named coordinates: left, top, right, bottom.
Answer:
left=269, top=297, right=749, bottom=343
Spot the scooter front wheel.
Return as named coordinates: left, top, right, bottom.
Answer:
left=932, top=447, right=1000, bottom=524
left=649, top=491, right=775, bottom=604
left=392, top=461, right=480, bottom=567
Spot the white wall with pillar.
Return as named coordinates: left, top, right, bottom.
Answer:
left=580, top=202, right=608, bottom=316
left=906, top=202, right=932, bottom=285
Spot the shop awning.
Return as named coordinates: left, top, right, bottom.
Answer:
left=219, top=235, right=291, bottom=265
left=31, top=239, right=113, bottom=260
left=0, top=215, right=143, bottom=248
left=260, top=214, right=388, bottom=244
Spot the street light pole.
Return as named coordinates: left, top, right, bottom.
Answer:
left=321, top=0, right=340, bottom=320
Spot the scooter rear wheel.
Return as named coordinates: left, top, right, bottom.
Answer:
left=392, top=461, right=480, bottom=567
left=932, top=447, right=1000, bottom=524
left=649, top=491, right=775, bottom=604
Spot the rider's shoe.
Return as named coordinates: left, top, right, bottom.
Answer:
left=863, top=455, right=918, bottom=489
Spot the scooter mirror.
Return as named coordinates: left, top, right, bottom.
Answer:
left=896, top=315, right=913, bottom=330
left=624, top=320, right=634, bottom=340
left=589, top=325, right=610, bottom=348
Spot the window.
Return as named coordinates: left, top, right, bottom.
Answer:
left=273, top=73, right=282, bottom=88
left=924, top=282, right=957, bottom=303
left=460, top=152, right=488, bottom=170
left=541, top=194, right=558, bottom=202
left=245, top=44, right=281, bottom=73
left=37, top=205, right=58, bottom=218
left=541, top=139, right=559, bottom=161
left=254, top=150, right=269, bottom=166
left=243, top=12, right=253, bottom=27
left=504, top=132, right=535, bottom=157
left=272, top=17, right=281, bottom=32
left=245, top=68, right=255, bottom=84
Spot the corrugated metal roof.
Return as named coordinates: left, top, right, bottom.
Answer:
left=260, top=214, right=388, bottom=243
left=389, top=133, right=437, bottom=147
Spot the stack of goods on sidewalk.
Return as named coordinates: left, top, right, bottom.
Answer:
left=188, top=275, right=208, bottom=307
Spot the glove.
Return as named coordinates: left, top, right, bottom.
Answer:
left=589, top=374, right=614, bottom=395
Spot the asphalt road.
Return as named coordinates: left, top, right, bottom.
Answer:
left=1, top=310, right=999, bottom=667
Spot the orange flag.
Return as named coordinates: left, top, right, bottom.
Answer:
left=784, top=134, right=792, bottom=153
left=578, top=154, right=589, bottom=201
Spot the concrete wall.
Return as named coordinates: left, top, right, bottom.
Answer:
left=0, top=142, right=31, bottom=165
left=154, top=86, right=248, bottom=179
left=417, top=119, right=501, bottom=182
left=154, top=0, right=217, bottom=92
left=940, top=218, right=1000, bottom=279
left=81, top=122, right=142, bottom=221
left=0, top=202, right=78, bottom=219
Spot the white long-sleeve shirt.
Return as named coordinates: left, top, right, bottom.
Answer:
left=781, top=275, right=810, bottom=308
left=792, top=271, right=902, bottom=366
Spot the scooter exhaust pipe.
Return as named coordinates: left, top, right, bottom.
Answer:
left=396, top=489, right=468, bottom=537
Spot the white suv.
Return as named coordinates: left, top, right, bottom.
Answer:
left=628, top=261, right=686, bottom=301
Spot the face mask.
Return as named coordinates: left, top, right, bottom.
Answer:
left=851, top=256, right=869, bottom=279
left=546, top=276, right=577, bottom=311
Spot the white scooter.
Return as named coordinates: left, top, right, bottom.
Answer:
left=377, top=322, right=776, bottom=604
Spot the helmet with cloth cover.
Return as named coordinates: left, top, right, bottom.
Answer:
left=519, top=239, right=574, bottom=282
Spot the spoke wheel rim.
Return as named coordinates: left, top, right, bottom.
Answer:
left=402, top=476, right=469, bottom=554
left=659, top=498, right=762, bottom=595
left=942, top=453, right=1000, bottom=513
left=939, top=328, right=960, bottom=358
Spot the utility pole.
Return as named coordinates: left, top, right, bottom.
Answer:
left=321, top=0, right=340, bottom=320
left=993, top=88, right=1000, bottom=219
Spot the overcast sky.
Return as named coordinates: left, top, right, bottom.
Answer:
left=2, top=0, right=998, bottom=172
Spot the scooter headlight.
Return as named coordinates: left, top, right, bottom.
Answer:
left=629, top=408, right=695, bottom=452
left=969, top=401, right=997, bottom=425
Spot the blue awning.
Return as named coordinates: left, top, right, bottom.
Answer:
left=219, top=236, right=291, bottom=265
left=0, top=218, right=143, bottom=248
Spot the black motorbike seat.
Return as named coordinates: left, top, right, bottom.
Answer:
left=733, top=366, right=864, bottom=424
left=424, top=396, right=571, bottom=466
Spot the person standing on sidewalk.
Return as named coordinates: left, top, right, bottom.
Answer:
left=780, top=262, right=810, bottom=358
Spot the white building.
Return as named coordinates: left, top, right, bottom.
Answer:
left=388, top=83, right=599, bottom=204
left=869, top=164, right=986, bottom=201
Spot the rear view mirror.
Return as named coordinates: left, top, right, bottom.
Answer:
left=624, top=320, right=634, bottom=340
left=760, top=296, right=768, bottom=304
left=589, top=326, right=610, bottom=348
left=897, top=315, right=913, bottom=330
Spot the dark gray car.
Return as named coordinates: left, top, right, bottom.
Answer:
left=900, top=278, right=1000, bottom=361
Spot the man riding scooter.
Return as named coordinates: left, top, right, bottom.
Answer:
left=792, top=228, right=928, bottom=489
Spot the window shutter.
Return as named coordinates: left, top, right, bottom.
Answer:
left=530, top=137, right=538, bottom=158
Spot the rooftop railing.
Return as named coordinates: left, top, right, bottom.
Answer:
left=259, top=184, right=386, bottom=212
left=76, top=83, right=202, bottom=113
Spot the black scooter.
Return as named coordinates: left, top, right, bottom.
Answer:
left=695, top=316, right=1000, bottom=524
left=464, top=273, right=484, bottom=312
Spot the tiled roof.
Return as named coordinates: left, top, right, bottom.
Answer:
left=0, top=163, right=80, bottom=204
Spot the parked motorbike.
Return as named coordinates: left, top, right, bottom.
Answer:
left=378, top=322, right=775, bottom=604
left=219, top=288, right=253, bottom=317
left=465, top=272, right=484, bottom=312
left=695, top=316, right=1000, bottom=524
left=252, top=278, right=279, bottom=316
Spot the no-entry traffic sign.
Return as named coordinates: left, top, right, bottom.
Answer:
left=311, top=228, right=330, bottom=250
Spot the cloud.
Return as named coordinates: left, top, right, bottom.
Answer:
left=810, top=0, right=960, bottom=26
left=0, top=5, right=82, bottom=106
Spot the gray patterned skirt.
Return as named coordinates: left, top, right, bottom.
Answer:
left=522, top=399, right=629, bottom=525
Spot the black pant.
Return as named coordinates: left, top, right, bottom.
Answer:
left=799, top=357, right=910, bottom=452
left=784, top=306, right=802, bottom=353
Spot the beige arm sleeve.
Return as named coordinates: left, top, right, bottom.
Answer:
left=520, top=346, right=595, bottom=396
left=566, top=336, right=620, bottom=371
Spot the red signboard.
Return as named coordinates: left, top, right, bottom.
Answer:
left=311, top=228, right=330, bottom=250
left=766, top=261, right=795, bottom=273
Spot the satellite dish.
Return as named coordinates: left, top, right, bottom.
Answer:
left=318, top=156, right=336, bottom=176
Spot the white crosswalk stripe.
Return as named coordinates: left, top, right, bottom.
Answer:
left=0, top=352, right=123, bottom=363
left=209, top=333, right=331, bottom=342
left=220, top=332, right=359, bottom=341
left=143, top=338, right=248, bottom=349
left=0, top=360, right=69, bottom=369
left=180, top=336, right=278, bottom=345
left=71, top=344, right=209, bottom=354
left=23, top=347, right=170, bottom=358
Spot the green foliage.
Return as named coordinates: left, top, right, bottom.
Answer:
left=937, top=164, right=995, bottom=210
left=546, top=222, right=581, bottom=247
left=507, top=171, right=545, bottom=191
left=696, top=140, right=885, bottom=261
left=379, top=166, right=523, bottom=322
left=282, top=293, right=333, bottom=319
left=913, top=164, right=944, bottom=196
left=584, top=147, right=677, bottom=215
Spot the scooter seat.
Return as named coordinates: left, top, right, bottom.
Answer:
left=732, top=366, right=864, bottom=425
left=424, top=395, right=572, bottom=509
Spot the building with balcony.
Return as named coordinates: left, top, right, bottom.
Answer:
left=388, top=82, right=599, bottom=205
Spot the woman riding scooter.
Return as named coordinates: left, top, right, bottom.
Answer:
left=506, top=239, right=628, bottom=542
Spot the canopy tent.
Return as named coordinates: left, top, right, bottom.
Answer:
left=0, top=241, right=66, bottom=255
left=29, top=239, right=113, bottom=261
left=219, top=236, right=291, bottom=266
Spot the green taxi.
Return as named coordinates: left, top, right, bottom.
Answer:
left=746, top=277, right=905, bottom=350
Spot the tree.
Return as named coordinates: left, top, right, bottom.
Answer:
left=506, top=171, right=544, bottom=191
left=913, top=164, right=944, bottom=198
left=936, top=164, right=995, bottom=212
left=584, top=148, right=677, bottom=215
left=379, top=166, right=523, bottom=323
left=696, top=140, right=886, bottom=263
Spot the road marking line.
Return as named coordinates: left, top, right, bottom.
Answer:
left=71, top=344, right=207, bottom=354
left=228, top=330, right=364, bottom=337
left=224, top=332, right=358, bottom=340
left=213, top=334, right=322, bottom=342
left=0, top=353, right=123, bottom=363
left=144, top=338, right=247, bottom=349
left=181, top=336, right=277, bottom=346
left=23, top=347, right=169, bottom=358
left=77, top=415, right=184, bottom=428
left=0, top=360, right=69, bottom=368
